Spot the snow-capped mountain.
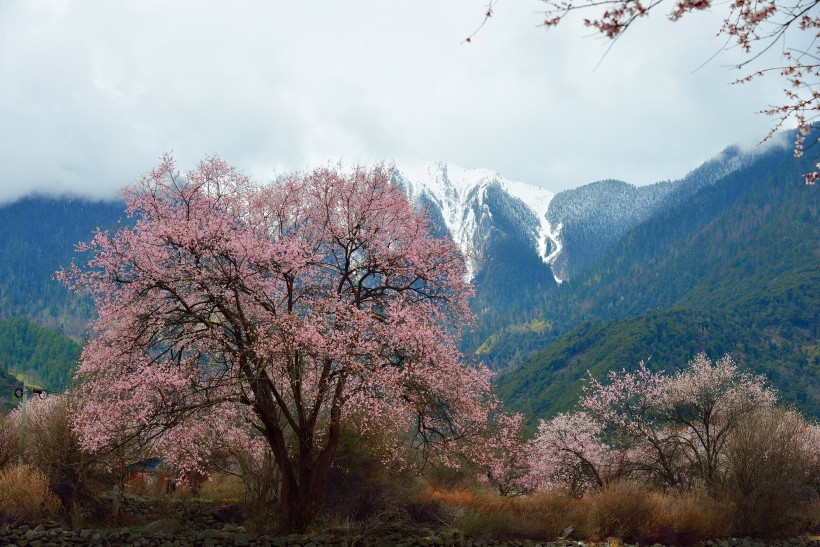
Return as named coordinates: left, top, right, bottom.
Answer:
left=390, top=142, right=765, bottom=285
left=544, top=143, right=768, bottom=279
left=392, top=161, right=562, bottom=281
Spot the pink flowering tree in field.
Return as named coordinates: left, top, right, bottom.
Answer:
left=522, top=354, right=816, bottom=505
left=59, top=155, right=497, bottom=530
left=579, top=361, right=686, bottom=486
left=658, top=353, right=775, bottom=488
left=579, top=354, right=775, bottom=489
left=468, top=410, right=531, bottom=495
left=525, top=411, right=615, bottom=494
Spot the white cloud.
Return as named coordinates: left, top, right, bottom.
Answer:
left=0, top=0, right=791, bottom=203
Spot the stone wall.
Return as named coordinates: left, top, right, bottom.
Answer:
left=2, top=523, right=820, bottom=547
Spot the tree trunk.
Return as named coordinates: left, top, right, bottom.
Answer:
left=281, top=479, right=323, bottom=532
left=250, top=362, right=345, bottom=532
left=278, top=434, right=340, bottom=532
left=254, top=404, right=342, bottom=531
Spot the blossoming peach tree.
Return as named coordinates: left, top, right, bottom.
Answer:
left=526, top=354, right=777, bottom=492
left=58, top=155, right=504, bottom=530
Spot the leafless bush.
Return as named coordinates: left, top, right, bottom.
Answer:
left=440, top=481, right=731, bottom=543
left=725, top=407, right=820, bottom=536
left=0, top=465, right=62, bottom=525
left=454, top=490, right=574, bottom=540
left=0, top=414, right=17, bottom=471
left=6, top=393, right=110, bottom=526
left=577, top=480, right=655, bottom=542
left=198, top=472, right=247, bottom=500
left=640, top=487, right=733, bottom=544
left=321, top=424, right=417, bottom=523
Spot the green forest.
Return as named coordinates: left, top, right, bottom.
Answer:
left=490, top=140, right=819, bottom=421
left=0, top=317, right=81, bottom=410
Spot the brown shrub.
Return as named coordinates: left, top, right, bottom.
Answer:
left=429, top=489, right=476, bottom=507
left=640, top=488, right=733, bottom=544
left=0, top=465, right=62, bottom=525
left=429, top=482, right=734, bottom=543
left=22, top=394, right=96, bottom=519
left=198, top=472, right=247, bottom=501
left=454, top=490, right=574, bottom=540
left=321, top=424, right=418, bottom=524
left=566, top=481, right=731, bottom=544
left=725, top=407, right=820, bottom=537
left=577, top=480, right=654, bottom=542
left=418, top=482, right=738, bottom=544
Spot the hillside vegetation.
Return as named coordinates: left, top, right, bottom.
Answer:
left=492, top=138, right=819, bottom=420
left=0, top=196, right=124, bottom=338
left=0, top=317, right=81, bottom=391
left=496, top=308, right=820, bottom=423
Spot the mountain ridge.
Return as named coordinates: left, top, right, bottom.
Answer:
left=0, top=134, right=812, bottom=421
left=493, top=132, right=819, bottom=419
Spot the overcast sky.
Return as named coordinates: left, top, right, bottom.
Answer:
left=0, top=0, right=789, bottom=203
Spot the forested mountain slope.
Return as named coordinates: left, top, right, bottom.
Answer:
left=550, top=146, right=816, bottom=325
left=496, top=307, right=820, bottom=422
left=493, top=136, right=819, bottom=420
left=0, top=196, right=124, bottom=338
left=0, top=364, right=19, bottom=413
left=545, top=144, right=764, bottom=280
left=460, top=184, right=559, bottom=350
left=0, top=317, right=81, bottom=391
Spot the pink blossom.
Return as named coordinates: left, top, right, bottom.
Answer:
left=525, top=411, right=614, bottom=493
left=59, top=156, right=495, bottom=530
left=528, top=354, right=779, bottom=492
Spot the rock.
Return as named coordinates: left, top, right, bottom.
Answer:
left=144, top=519, right=180, bottom=537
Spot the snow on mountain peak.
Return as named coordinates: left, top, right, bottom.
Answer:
left=393, top=161, right=561, bottom=281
